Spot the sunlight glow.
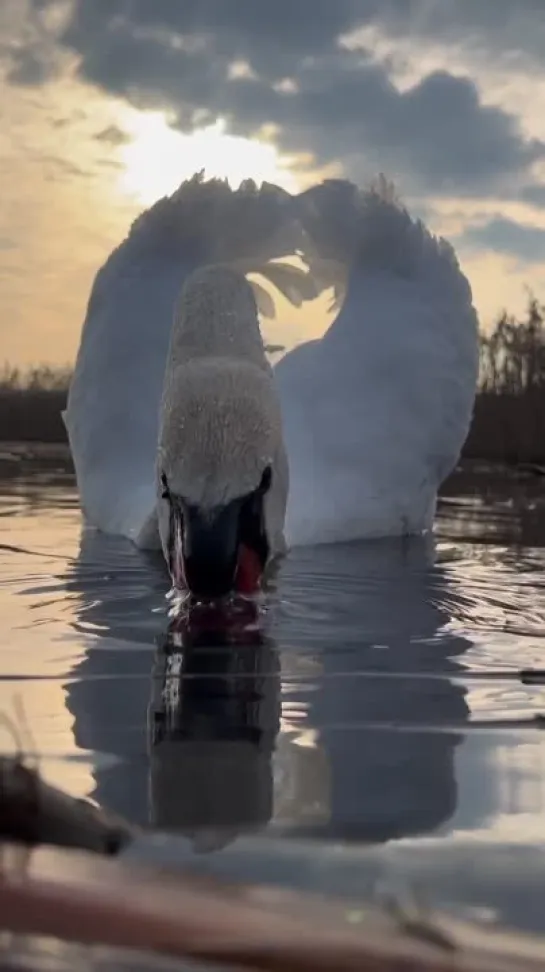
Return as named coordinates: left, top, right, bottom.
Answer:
left=118, top=110, right=298, bottom=205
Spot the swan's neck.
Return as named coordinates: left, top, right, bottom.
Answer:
left=174, top=305, right=265, bottom=361
left=168, top=268, right=267, bottom=369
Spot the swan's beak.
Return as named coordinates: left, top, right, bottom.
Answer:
left=171, top=496, right=268, bottom=600
left=182, top=502, right=240, bottom=598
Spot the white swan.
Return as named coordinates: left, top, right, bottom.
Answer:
left=64, top=173, right=479, bottom=590
left=157, top=264, right=288, bottom=598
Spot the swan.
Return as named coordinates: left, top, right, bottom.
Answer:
left=157, top=264, right=288, bottom=599
left=64, top=172, right=479, bottom=591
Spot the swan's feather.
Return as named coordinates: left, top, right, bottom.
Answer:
left=276, top=178, right=479, bottom=544
left=158, top=266, right=288, bottom=559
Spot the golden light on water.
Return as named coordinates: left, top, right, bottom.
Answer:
left=118, top=111, right=298, bottom=205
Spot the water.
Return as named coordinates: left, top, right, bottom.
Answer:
left=2, top=448, right=545, bottom=884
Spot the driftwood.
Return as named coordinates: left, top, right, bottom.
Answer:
left=0, top=755, right=136, bottom=855
left=2, top=756, right=545, bottom=970
left=2, top=841, right=545, bottom=972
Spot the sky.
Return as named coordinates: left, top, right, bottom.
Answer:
left=3, top=1, right=545, bottom=365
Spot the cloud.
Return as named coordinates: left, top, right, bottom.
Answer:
left=6, top=45, right=55, bottom=85
left=56, top=0, right=545, bottom=92
left=521, top=184, right=545, bottom=209
left=240, top=62, right=544, bottom=194
left=59, top=0, right=368, bottom=81
left=3, top=3, right=545, bottom=361
left=384, top=0, right=545, bottom=66
left=1, top=0, right=69, bottom=81
left=94, top=124, right=129, bottom=145
left=1, top=1, right=528, bottom=197
left=41, top=155, right=88, bottom=180
left=4, top=2, right=545, bottom=221
left=459, top=217, right=545, bottom=263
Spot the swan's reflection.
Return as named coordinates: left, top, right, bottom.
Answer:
left=64, top=529, right=474, bottom=842
left=63, top=528, right=166, bottom=826
left=148, top=603, right=280, bottom=843
left=63, top=529, right=281, bottom=835
left=271, top=537, right=471, bottom=841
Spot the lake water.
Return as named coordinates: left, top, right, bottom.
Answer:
left=3, top=446, right=545, bottom=928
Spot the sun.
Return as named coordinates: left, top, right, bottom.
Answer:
left=118, top=110, right=298, bottom=205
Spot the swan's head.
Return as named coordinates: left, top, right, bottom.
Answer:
left=158, top=268, right=283, bottom=600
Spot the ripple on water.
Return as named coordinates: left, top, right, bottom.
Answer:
left=1, top=459, right=545, bottom=849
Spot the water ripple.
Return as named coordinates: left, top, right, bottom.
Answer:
left=2, top=460, right=545, bottom=848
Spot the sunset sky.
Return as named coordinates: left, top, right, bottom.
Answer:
left=2, top=0, right=545, bottom=365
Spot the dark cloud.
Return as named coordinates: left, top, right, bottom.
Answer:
left=41, top=156, right=89, bottom=182
left=6, top=44, right=56, bottom=85
left=94, top=124, right=130, bottom=146
left=460, top=218, right=545, bottom=262
left=379, top=0, right=545, bottom=65
left=521, top=185, right=545, bottom=209
left=6, top=0, right=545, bottom=197
left=60, top=0, right=375, bottom=80
left=4, top=0, right=69, bottom=84
left=229, top=61, right=544, bottom=194
left=58, top=0, right=545, bottom=85
left=49, top=109, right=87, bottom=127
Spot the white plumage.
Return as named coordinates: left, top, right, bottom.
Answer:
left=157, top=265, right=288, bottom=562
left=278, top=179, right=479, bottom=544
left=64, top=173, right=479, bottom=555
left=64, top=175, right=299, bottom=550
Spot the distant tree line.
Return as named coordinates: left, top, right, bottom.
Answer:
left=1, top=298, right=545, bottom=461
left=0, top=363, right=72, bottom=392
left=464, top=295, right=545, bottom=463
left=479, top=297, right=545, bottom=395
left=0, top=364, right=70, bottom=442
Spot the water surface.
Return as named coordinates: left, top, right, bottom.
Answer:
left=2, top=446, right=545, bottom=857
